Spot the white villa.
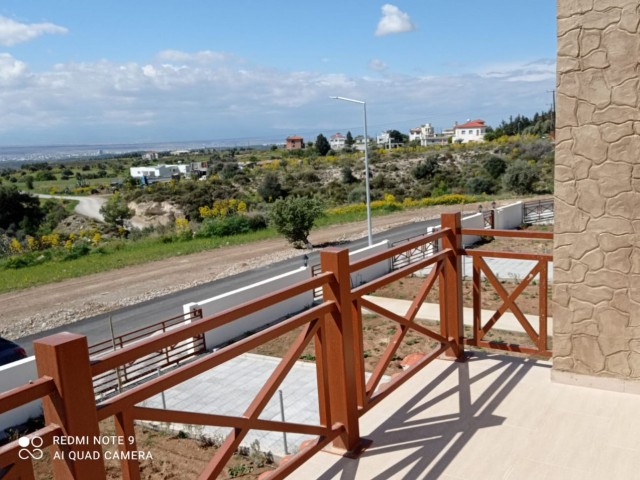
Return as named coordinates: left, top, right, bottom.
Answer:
left=409, top=123, right=451, bottom=146
left=452, top=119, right=487, bottom=143
left=330, top=133, right=347, bottom=151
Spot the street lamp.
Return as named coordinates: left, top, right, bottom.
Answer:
left=330, top=96, right=373, bottom=246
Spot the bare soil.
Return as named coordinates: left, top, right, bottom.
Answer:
left=0, top=198, right=545, bottom=339
left=28, top=420, right=275, bottom=480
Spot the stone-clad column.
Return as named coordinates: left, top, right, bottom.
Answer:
left=554, top=0, right=640, bottom=391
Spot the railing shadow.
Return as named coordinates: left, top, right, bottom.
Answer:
left=313, top=352, right=546, bottom=480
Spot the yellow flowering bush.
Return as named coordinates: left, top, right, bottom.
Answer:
left=199, top=199, right=248, bottom=219
left=9, top=238, right=22, bottom=254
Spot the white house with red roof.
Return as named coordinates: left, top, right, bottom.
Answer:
left=453, top=119, right=487, bottom=143
left=330, top=132, right=346, bottom=150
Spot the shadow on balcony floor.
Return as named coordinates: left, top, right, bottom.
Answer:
left=291, top=352, right=640, bottom=480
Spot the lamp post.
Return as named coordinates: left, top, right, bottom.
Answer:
left=330, top=96, right=373, bottom=245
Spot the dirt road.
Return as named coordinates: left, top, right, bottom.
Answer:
left=0, top=200, right=526, bottom=339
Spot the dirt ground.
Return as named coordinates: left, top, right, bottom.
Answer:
left=26, top=419, right=275, bottom=480
left=0, top=197, right=545, bottom=338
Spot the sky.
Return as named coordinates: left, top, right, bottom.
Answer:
left=0, top=1, right=557, bottom=146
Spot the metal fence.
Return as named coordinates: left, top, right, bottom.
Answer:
left=523, top=198, right=554, bottom=224
left=390, top=229, right=440, bottom=271
left=90, top=309, right=205, bottom=397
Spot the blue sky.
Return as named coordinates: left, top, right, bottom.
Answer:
left=0, top=1, right=556, bottom=146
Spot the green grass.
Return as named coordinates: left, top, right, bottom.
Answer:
left=0, top=228, right=278, bottom=293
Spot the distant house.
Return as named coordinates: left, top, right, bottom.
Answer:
left=376, top=131, right=402, bottom=149
left=286, top=136, right=304, bottom=150
left=142, top=152, right=159, bottom=161
left=452, top=119, right=487, bottom=143
left=330, top=133, right=346, bottom=151
left=408, top=123, right=451, bottom=146
left=130, top=164, right=191, bottom=183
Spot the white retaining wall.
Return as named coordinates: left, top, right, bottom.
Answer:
left=494, top=202, right=523, bottom=230
left=348, top=241, right=390, bottom=287
left=184, top=267, right=314, bottom=349
left=460, top=212, right=486, bottom=247
left=183, top=242, right=391, bottom=350
left=0, top=357, right=41, bottom=436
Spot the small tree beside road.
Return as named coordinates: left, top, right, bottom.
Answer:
left=100, top=192, right=134, bottom=227
left=269, top=196, right=324, bottom=248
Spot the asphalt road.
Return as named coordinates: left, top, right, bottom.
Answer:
left=17, top=217, right=446, bottom=355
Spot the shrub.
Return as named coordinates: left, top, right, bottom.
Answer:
left=269, top=196, right=324, bottom=247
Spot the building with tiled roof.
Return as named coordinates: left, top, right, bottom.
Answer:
left=452, top=119, right=487, bottom=143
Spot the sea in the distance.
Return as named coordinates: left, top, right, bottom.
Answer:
left=0, top=138, right=277, bottom=166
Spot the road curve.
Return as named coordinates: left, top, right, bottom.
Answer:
left=36, top=193, right=108, bottom=222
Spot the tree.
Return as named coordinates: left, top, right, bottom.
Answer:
left=388, top=129, right=407, bottom=144
left=315, top=134, right=331, bottom=156
left=412, top=156, right=439, bottom=180
left=502, top=160, right=540, bottom=195
left=345, top=131, right=355, bottom=148
left=466, top=176, right=498, bottom=195
left=483, top=155, right=507, bottom=179
left=0, top=186, right=43, bottom=233
left=269, top=196, right=324, bottom=248
left=258, top=172, right=286, bottom=202
left=100, top=192, right=134, bottom=227
left=341, top=166, right=357, bottom=184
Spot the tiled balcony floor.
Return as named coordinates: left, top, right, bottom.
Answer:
left=291, top=352, right=640, bottom=480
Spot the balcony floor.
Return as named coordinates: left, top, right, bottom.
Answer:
left=290, top=352, right=640, bottom=480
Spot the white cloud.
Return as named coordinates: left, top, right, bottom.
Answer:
left=0, top=16, right=68, bottom=46
left=0, top=53, right=27, bottom=83
left=375, top=4, right=416, bottom=37
left=0, top=49, right=555, bottom=144
left=156, top=50, right=228, bottom=64
left=368, top=59, right=388, bottom=72
left=479, top=59, right=555, bottom=83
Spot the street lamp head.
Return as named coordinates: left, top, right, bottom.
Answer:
left=330, top=96, right=365, bottom=105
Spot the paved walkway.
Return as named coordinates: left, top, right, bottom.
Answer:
left=363, top=296, right=553, bottom=338
left=419, top=257, right=554, bottom=282
left=142, top=353, right=320, bottom=457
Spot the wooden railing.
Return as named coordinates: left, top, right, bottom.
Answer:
left=0, top=213, right=552, bottom=479
left=461, top=228, right=553, bottom=356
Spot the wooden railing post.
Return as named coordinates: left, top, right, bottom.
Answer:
left=34, top=333, right=106, bottom=480
left=319, top=247, right=365, bottom=453
left=440, top=213, right=465, bottom=359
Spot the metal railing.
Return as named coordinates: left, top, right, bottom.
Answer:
left=0, top=213, right=553, bottom=479
left=523, top=198, right=554, bottom=224
left=90, top=310, right=206, bottom=397
left=390, top=228, right=440, bottom=270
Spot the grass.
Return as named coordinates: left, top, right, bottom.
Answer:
left=0, top=228, right=277, bottom=293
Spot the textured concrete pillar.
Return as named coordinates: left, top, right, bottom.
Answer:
left=553, top=0, right=640, bottom=392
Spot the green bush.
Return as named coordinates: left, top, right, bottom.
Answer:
left=195, top=215, right=267, bottom=238
left=62, top=242, right=91, bottom=261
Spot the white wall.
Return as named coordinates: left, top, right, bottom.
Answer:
left=460, top=212, right=485, bottom=246
left=494, top=202, right=523, bottom=230
left=184, top=267, right=313, bottom=349
left=348, top=241, right=390, bottom=287
left=0, top=357, right=41, bottom=437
